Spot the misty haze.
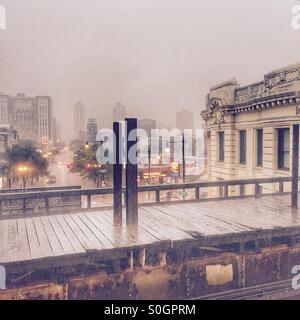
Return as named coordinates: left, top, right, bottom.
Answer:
left=0, top=0, right=299, bottom=140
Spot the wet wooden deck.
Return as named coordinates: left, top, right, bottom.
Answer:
left=1, top=194, right=300, bottom=265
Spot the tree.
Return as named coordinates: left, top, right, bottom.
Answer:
left=70, top=142, right=112, bottom=188
left=69, top=139, right=84, bottom=152
left=4, top=142, right=49, bottom=188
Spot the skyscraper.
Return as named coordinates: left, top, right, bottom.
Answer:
left=36, top=96, right=53, bottom=145
left=0, top=93, right=53, bottom=144
left=138, top=118, right=157, bottom=136
left=86, top=118, right=98, bottom=142
left=0, top=93, right=9, bottom=124
left=113, top=102, right=126, bottom=122
left=74, top=101, right=85, bottom=140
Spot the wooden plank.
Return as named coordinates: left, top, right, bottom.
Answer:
left=94, top=211, right=145, bottom=247
left=2, top=219, right=19, bottom=263
left=63, top=214, right=96, bottom=251
left=79, top=213, right=115, bottom=249
left=71, top=214, right=105, bottom=250
left=25, top=217, right=43, bottom=260
left=48, top=216, right=75, bottom=255
left=99, top=210, right=158, bottom=246
left=16, top=219, right=31, bottom=262
left=40, top=216, right=64, bottom=257
left=55, top=215, right=85, bottom=254
left=32, top=217, right=54, bottom=258
left=140, top=206, right=193, bottom=240
left=157, top=203, right=232, bottom=234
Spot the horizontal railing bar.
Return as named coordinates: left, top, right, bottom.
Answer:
left=0, top=176, right=295, bottom=201
left=0, top=185, right=81, bottom=194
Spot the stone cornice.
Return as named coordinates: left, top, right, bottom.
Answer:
left=201, top=92, right=299, bottom=120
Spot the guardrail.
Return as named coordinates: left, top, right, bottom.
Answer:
left=0, top=176, right=294, bottom=216
left=0, top=185, right=81, bottom=194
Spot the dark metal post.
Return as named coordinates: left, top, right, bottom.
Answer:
left=125, top=118, right=138, bottom=226
left=182, top=133, right=186, bottom=183
left=148, top=137, right=151, bottom=185
left=292, top=124, right=299, bottom=209
left=113, top=122, right=123, bottom=226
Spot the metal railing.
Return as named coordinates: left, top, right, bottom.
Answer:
left=0, top=176, right=295, bottom=216
left=0, top=185, right=81, bottom=194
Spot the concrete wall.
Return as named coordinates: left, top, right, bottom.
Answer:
left=1, top=245, right=300, bottom=300
left=0, top=195, right=82, bottom=216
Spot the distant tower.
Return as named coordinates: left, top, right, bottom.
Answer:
left=74, top=101, right=86, bottom=140
left=87, top=118, right=98, bottom=142
left=138, top=119, right=157, bottom=136
left=176, top=109, right=195, bottom=132
left=0, top=93, right=9, bottom=125
left=113, top=102, right=126, bottom=122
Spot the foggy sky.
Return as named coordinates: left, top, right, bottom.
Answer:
left=0, top=0, right=299, bottom=140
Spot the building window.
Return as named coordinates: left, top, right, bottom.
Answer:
left=256, top=129, right=263, bottom=167
left=239, top=130, right=246, bottom=164
left=277, top=128, right=290, bottom=170
left=218, top=131, right=224, bottom=162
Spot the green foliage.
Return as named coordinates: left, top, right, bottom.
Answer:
left=70, top=143, right=112, bottom=188
left=4, top=141, right=49, bottom=188
left=69, top=139, right=84, bottom=152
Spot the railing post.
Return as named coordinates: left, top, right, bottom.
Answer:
left=292, top=124, right=299, bottom=209
left=195, top=187, right=200, bottom=200
left=224, top=185, right=229, bottom=198
left=240, top=185, right=245, bottom=197
left=279, top=181, right=284, bottom=194
left=87, top=194, right=92, bottom=209
left=45, top=196, right=49, bottom=212
left=113, top=122, right=123, bottom=226
left=255, top=183, right=260, bottom=198
left=155, top=189, right=160, bottom=203
left=125, top=118, right=138, bottom=226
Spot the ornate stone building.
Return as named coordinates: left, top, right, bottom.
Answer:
left=0, top=124, right=18, bottom=155
left=201, top=63, right=300, bottom=195
left=0, top=93, right=53, bottom=144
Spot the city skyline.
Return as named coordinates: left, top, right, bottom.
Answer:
left=1, top=0, right=299, bottom=141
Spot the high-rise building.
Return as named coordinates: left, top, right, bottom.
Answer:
left=74, top=101, right=85, bottom=140
left=52, top=117, right=62, bottom=143
left=0, top=94, right=9, bottom=124
left=0, top=124, right=19, bottom=156
left=56, top=122, right=61, bottom=142
left=138, top=118, right=157, bottom=136
left=36, top=96, right=53, bottom=145
left=176, top=109, right=195, bottom=132
left=113, top=102, right=126, bottom=122
left=0, top=93, right=53, bottom=143
left=86, top=118, right=98, bottom=142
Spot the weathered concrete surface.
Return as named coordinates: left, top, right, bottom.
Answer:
left=0, top=283, right=65, bottom=300
left=1, top=245, right=300, bottom=300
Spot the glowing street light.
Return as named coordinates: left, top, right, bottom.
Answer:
left=17, top=165, right=30, bottom=173
left=16, top=163, right=33, bottom=189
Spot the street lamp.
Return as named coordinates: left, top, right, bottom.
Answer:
left=18, top=165, right=29, bottom=173
left=16, top=164, right=32, bottom=189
